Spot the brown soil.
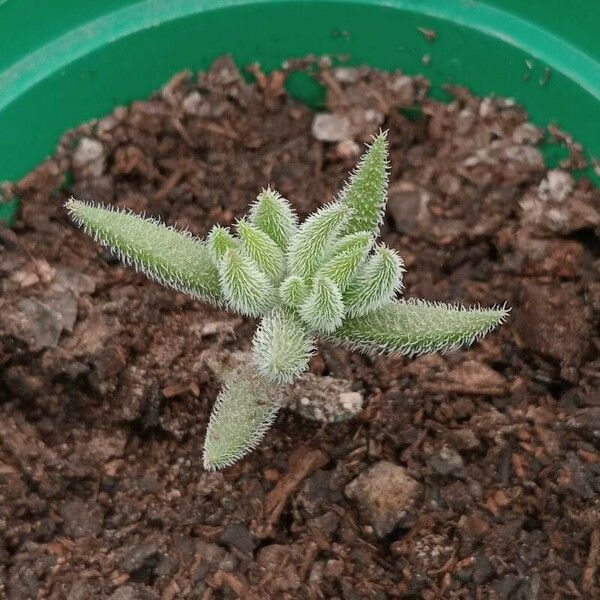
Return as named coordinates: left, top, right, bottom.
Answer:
left=1, top=57, right=600, bottom=600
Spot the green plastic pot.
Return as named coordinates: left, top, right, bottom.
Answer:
left=1, top=0, right=599, bottom=224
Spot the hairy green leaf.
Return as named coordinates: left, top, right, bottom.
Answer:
left=317, top=237, right=371, bottom=292
left=339, top=131, right=389, bottom=237
left=332, top=300, right=509, bottom=356
left=287, top=203, right=350, bottom=281
left=203, top=369, right=280, bottom=470
left=237, top=219, right=285, bottom=282
left=66, top=199, right=222, bottom=305
left=208, top=225, right=238, bottom=260
left=344, top=244, right=404, bottom=317
left=279, top=275, right=308, bottom=308
left=299, top=276, right=345, bottom=334
left=248, top=187, right=298, bottom=251
left=330, top=231, right=373, bottom=256
left=219, top=248, right=275, bottom=317
left=252, top=311, right=315, bottom=384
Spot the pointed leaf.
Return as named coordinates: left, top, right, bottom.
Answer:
left=287, top=203, right=350, bottom=280
left=237, top=219, right=285, bottom=281
left=339, top=131, right=390, bottom=237
left=208, top=225, right=238, bottom=260
left=344, top=244, right=404, bottom=317
left=248, top=187, right=298, bottom=251
left=330, top=230, right=373, bottom=256
left=219, top=248, right=274, bottom=317
left=252, top=311, right=315, bottom=384
left=279, top=275, right=308, bottom=308
left=66, top=199, right=222, bottom=305
left=299, top=276, right=345, bottom=334
left=203, top=369, right=280, bottom=470
left=331, top=299, right=509, bottom=356
left=317, top=237, right=371, bottom=292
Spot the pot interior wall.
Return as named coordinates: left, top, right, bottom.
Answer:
left=1, top=0, right=599, bottom=190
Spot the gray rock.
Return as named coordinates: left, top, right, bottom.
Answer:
left=538, top=169, right=574, bottom=202
left=73, top=137, right=105, bottom=177
left=108, top=585, right=159, bottom=600
left=512, top=123, right=542, bottom=145
left=473, top=552, right=495, bottom=584
left=8, top=566, right=39, bottom=600
left=388, top=182, right=431, bottom=235
left=218, top=522, right=257, bottom=554
left=45, top=289, right=78, bottom=333
left=60, top=499, right=104, bottom=538
left=193, top=540, right=235, bottom=578
left=16, top=298, right=64, bottom=349
left=121, top=540, right=163, bottom=581
left=345, top=461, right=421, bottom=538
left=312, top=113, right=351, bottom=142
left=429, top=445, right=465, bottom=475
left=207, top=351, right=363, bottom=423
left=284, top=373, right=363, bottom=423
left=516, top=281, right=591, bottom=371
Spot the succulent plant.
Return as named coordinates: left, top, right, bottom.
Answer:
left=66, top=131, right=508, bottom=470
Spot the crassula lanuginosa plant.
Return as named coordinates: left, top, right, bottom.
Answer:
left=66, top=131, right=508, bottom=470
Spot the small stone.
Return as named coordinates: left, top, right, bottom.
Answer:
left=67, top=581, right=99, bottom=600
left=336, top=139, right=360, bottom=159
left=566, top=407, right=600, bottom=442
left=182, top=91, right=203, bottom=115
left=516, top=281, right=591, bottom=371
left=284, top=373, right=363, bottom=423
left=334, top=67, right=359, bottom=83
left=429, top=445, right=464, bottom=475
left=312, top=113, right=351, bottom=142
left=194, top=540, right=230, bottom=576
left=121, top=540, right=164, bottom=582
left=86, top=431, right=127, bottom=463
left=472, top=552, right=495, bottom=584
left=538, top=169, right=574, bottom=202
left=256, top=544, right=302, bottom=591
left=218, top=523, right=256, bottom=554
left=108, top=585, right=159, bottom=600
left=388, top=182, right=430, bottom=235
left=73, top=137, right=105, bottom=177
left=512, top=123, right=542, bottom=145
left=389, top=75, right=415, bottom=105
left=503, top=145, right=544, bottom=169
left=8, top=566, right=39, bottom=600
left=450, top=428, right=480, bottom=451
left=60, top=499, right=104, bottom=538
left=456, top=108, right=475, bottom=135
left=409, top=533, right=454, bottom=572
left=345, top=461, right=421, bottom=538
left=16, top=298, right=65, bottom=349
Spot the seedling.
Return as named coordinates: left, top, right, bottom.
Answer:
left=66, top=131, right=508, bottom=470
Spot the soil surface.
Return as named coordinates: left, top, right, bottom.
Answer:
left=2, top=57, right=600, bottom=600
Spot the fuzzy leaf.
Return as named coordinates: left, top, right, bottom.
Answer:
left=317, top=237, right=371, bottom=292
left=237, top=219, right=285, bottom=281
left=66, top=199, right=222, bottom=304
left=344, top=244, right=404, bottom=317
left=287, top=203, right=350, bottom=281
left=248, top=187, right=298, bottom=251
left=203, top=369, right=280, bottom=470
left=339, top=131, right=390, bottom=237
left=219, top=248, right=274, bottom=317
left=252, top=311, right=315, bottom=384
left=208, top=225, right=238, bottom=260
left=330, top=231, right=373, bottom=256
left=279, top=275, right=308, bottom=308
left=299, top=276, right=345, bottom=334
left=331, top=300, right=509, bottom=356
